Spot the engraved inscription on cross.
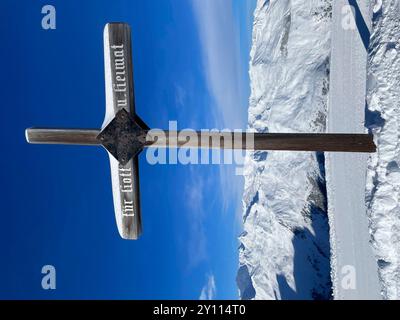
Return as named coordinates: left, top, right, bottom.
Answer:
left=26, top=23, right=376, bottom=240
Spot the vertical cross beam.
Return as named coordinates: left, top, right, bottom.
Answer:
left=102, top=23, right=144, bottom=239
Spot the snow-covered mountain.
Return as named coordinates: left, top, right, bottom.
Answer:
left=237, top=0, right=333, bottom=300
left=366, top=0, right=400, bottom=300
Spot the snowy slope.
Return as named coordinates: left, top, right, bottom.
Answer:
left=326, top=0, right=381, bottom=300
left=365, top=0, right=400, bottom=300
left=237, top=0, right=333, bottom=300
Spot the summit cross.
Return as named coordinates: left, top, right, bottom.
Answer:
left=25, top=23, right=375, bottom=240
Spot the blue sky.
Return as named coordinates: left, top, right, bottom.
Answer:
left=0, top=0, right=256, bottom=299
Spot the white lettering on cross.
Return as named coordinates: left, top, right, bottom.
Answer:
left=112, top=44, right=127, bottom=93
left=119, top=167, right=133, bottom=193
left=123, top=199, right=135, bottom=217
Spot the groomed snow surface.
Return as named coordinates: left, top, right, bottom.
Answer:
left=326, top=0, right=381, bottom=300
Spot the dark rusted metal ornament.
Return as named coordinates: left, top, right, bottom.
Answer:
left=97, top=109, right=148, bottom=165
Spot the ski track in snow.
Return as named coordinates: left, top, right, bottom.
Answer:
left=326, top=0, right=382, bottom=299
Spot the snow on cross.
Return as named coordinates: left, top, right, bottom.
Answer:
left=25, top=23, right=376, bottom=240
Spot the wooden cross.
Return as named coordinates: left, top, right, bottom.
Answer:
left=25, top=23, right=375, bottom=240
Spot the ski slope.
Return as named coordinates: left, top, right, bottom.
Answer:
left=326, top=0, right=381, bottom=299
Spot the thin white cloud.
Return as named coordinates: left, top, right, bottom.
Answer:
left=190, top=0, right=247, bottom=129
left=199, top=274, right=217, bottom=300
left=185, top=166, right=208, bottom=269
left=174, top=83, right=187, bottom=109
left=190, top=0, right=247, bottom=222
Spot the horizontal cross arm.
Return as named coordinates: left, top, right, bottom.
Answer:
left=25, top=128, right=101, bottom=146
left=145, top=131, right=376, bottom=153
left=26, top=128, right=376, bottom=153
